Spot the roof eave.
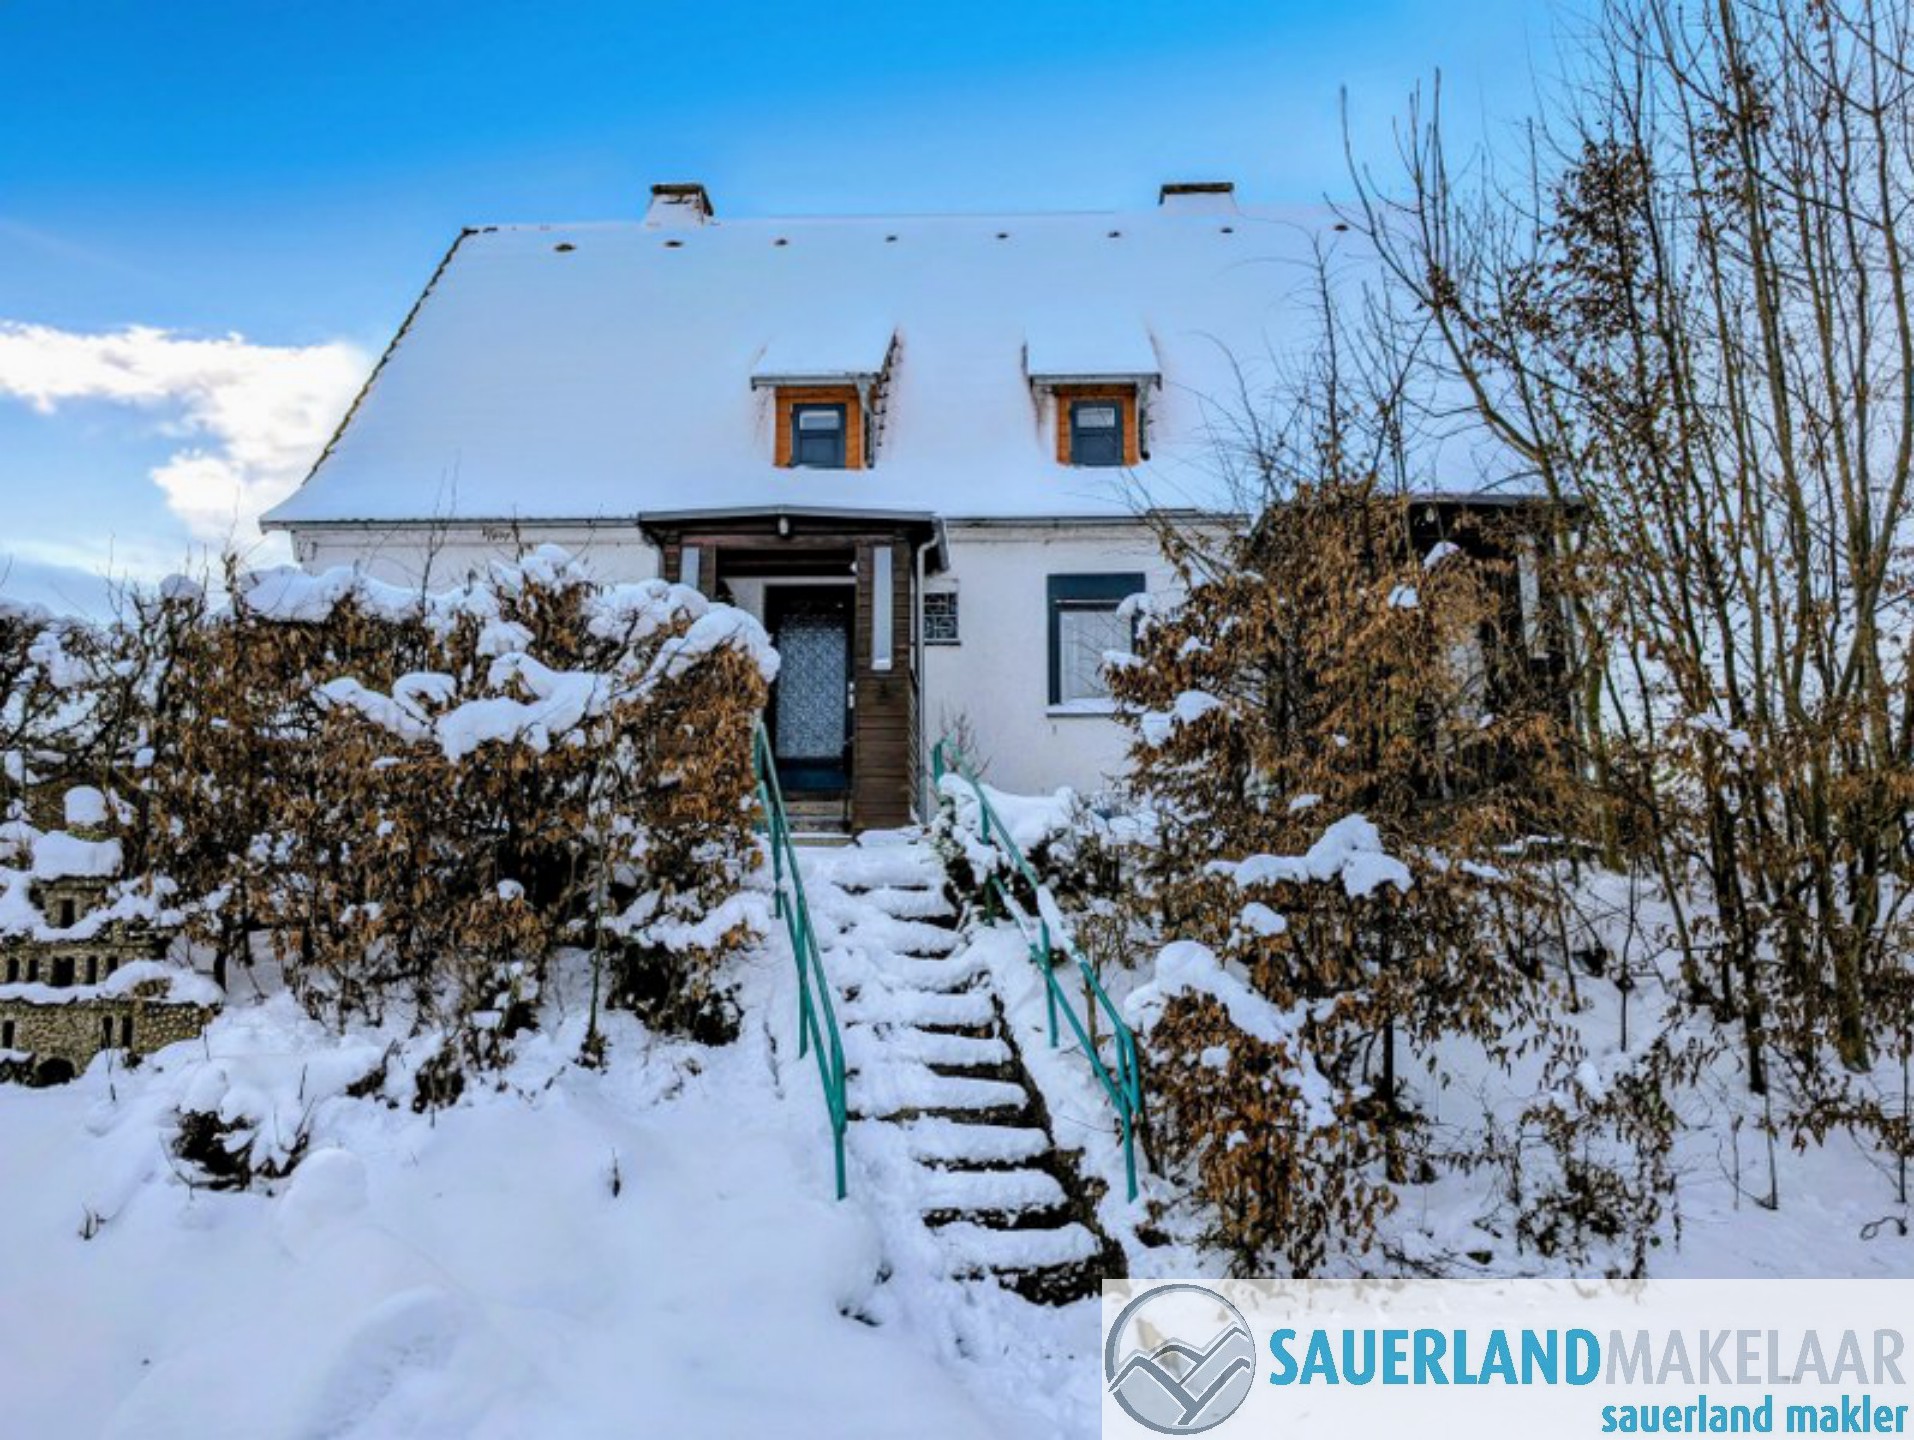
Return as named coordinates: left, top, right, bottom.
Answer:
left=748, top=372, right=885, bottom=389
left=1026, top=371, right=1162, bottom=388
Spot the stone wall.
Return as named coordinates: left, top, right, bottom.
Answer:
left=0, top=992, right=214, bottom=1084
left=1, top=930, right=170, bottom=988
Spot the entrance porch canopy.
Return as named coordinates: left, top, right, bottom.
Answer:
left=639, top=506, right=945, bottom=581
left=640, top=508, right=946, bottom=831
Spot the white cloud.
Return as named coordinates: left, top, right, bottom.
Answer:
left=0, top=321, right=368, bottom=547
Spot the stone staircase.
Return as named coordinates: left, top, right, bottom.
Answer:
left=810, top=843, right=1124, bottom=1304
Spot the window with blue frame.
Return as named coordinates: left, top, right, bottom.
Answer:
left=1048, top=573, right=1144, bottom=704
left=791, top=403, right=848, bottom=468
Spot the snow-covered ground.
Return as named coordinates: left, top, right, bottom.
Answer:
left=5, top=831, right=1912, bottom=1439
left=933, top=776, right=1914, bottom=1285
left=0, top=926, right=1097, bottom=1439
left=1053, top=947, right=1914, bottom=1283
left=979, top=864, right=1914, bottom=1284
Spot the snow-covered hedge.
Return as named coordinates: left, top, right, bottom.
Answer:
left=4, top=548, right=776, bottom=1077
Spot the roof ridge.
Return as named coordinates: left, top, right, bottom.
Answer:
left=465, top=208, right=1208, bottom=232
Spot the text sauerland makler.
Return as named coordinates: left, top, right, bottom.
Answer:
left=1267, top=1328, right=1912, bottom=1433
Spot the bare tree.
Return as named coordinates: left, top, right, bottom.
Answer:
left=1345, top=0, right=1914, bottom=1131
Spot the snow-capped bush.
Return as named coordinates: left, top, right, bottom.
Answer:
left=1108, top=478, right=1576, bottom=1269
left=0, top=548, right=771, bottom=1083
left=1126, top=940, right=1386, bottom=1273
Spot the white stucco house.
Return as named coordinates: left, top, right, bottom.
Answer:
left=262, top=180, right=1331, bottom=829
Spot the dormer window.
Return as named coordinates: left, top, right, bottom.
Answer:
left=1024, top=332, right=1158, bottom=470
left=1046, top=386, right=1143, bottom=467
left=767, top=387, right=865, bottom=468
left=792, top=403, right=848, bottom=468
left=1069, top=400, right=1124, bottom=467
left=752, top=327, right=897, bottom=471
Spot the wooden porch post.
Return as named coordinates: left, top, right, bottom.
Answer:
left=851, top=538, right=917, bottom=831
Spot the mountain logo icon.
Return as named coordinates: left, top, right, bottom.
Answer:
left=1105, top=1284, right=1257, bottom=1434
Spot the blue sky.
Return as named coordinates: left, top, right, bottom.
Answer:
left=0, top=0, right=1553, bottom=613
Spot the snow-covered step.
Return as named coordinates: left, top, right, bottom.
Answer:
left=917, top=1166, right=1066, bottom=1214
left=841, top=916, right=963, bottom=957
left=900, top=1119, right=1053, bottom=1166
left=803, top=848, right=944, bottom=892
left=843, top=1026, right=1008, bottom=1075
left=937, top=1220, right=1103, bottom=1274
left=867, top=951, right=985, bottom=993
left=869, top=1027, right=1010, bottom=1068
left=846, top=988, right=995, bottom=1029
left=855, top=885, right=954, bottom=921
left=854, top=1066, right=1029, bottom=1118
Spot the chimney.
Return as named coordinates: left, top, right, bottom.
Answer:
left=646, top=182, right=714, bottom=227
left=1157, top=180, right=1237, bottom=214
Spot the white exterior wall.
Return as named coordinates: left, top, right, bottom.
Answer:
left=290, top=523, right=660, bottom=588
left=922, top=520, right=1167, bottom=799
left=284, top=515, right=1173, bottom=804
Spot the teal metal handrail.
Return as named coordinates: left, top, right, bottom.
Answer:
left=931, top=740, right=1145, bottom=1201
left=753, top=720, right=849, bottom=1199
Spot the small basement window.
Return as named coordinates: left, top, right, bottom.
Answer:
left=1, top=1019, right=13, bottom=1049
left=1069, top=400, right=1124, bottom=467
left=101, top=1015, right=114, bottom=1047
left=121, top=1016, right=134, bottom=1048
left=1048, top=573, right=1144, bottom=705
left=923, top=592, right=960, bottom=645
left=791, top=404, right=847, bottom=469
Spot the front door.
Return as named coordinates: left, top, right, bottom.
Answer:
left=767, top=587, right=853, bottom=792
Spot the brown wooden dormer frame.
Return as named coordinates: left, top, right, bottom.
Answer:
left=1051, top=384, right=1144, bottom=467
left=772, top=385, right=867, bottom=469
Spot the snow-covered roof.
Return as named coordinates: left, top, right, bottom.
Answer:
left=264, top=200, right=1355, bottom=528
left=0, top=960, right=220, bottom=1009
left=29, top=831, right=122, bottom=882
left=749, top=323, right=896, bottom=385
left=2, top=877, right=172, bottom=942
left=1023, top=320, right=1160, bottom=384
left=63, top=786, right=109, bottom=830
